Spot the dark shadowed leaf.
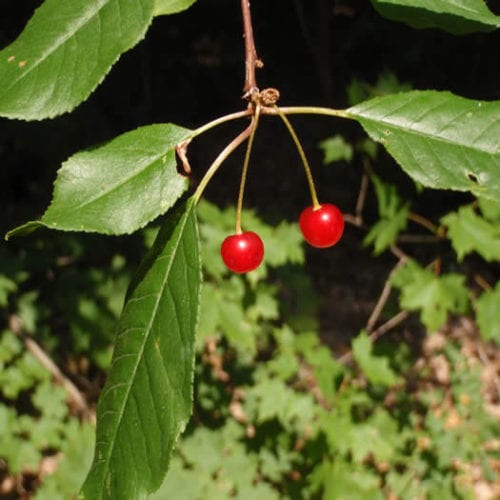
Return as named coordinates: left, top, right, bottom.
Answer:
left=81, top=197, right=201, bottom=499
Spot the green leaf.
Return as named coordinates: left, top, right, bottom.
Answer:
left=348, top=91, right=500, bottom=201
left=318, top=135, right=353, bottom=164
left=0, top=0, right=155, bottom=120
left=347, top=70, right=412, bottom=106
left=7, top=124, right=190, bottom=238
left=34, top=421, right=95, bottom=500
left=391, top=259, right=469, bottom=330
left=153, top=0, right=198, bottom=16
left=441, top=205, right=500, bottom=262
left=370, top=0, right=500, bottom=34
left=475, top=283, right=500, bottom=343
left=363, top=176, right=410, bottom=254
left=478, top=197, right=500, bottom=222
left=352, top=331, right=399, bottom=387
left=81, top=198, right=201, bottom=500
left=318, top=458, right=384, bottom=500
left=0, top=275, right=17, bottom=307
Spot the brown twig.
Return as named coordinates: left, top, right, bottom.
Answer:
left=241, top=0, right=263, bottom=100
left=338, top=310, right=410, bottom=365
left=354, top=172, right=369, bottom=224
left=366, top=258, right=407, bottom=333
left=474, top=274, right=492, bottom=291
left=396, top=234, right=442, bottom=244
left=175, top=140, right=192, bottom=174
left=8, top=315, right=93, bottom=422
left=407, top=212, right=441, bottom=236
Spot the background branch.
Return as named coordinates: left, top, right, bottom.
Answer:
left=241, top=0, right=262, bottom=98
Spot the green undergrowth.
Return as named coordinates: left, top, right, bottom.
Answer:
left=1, top=193, right=498, bottom=497
left=150, top=200, right=498, bottom=499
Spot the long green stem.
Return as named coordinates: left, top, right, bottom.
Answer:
left=186, top=105, right=350, bottom=144
left=266, top=106, right=352, bottom=120
left=274, top=106, right=320, bottom=209
left=188, top=109, right=252, bottom=141
left=235, top=106, right=261, bottom=233
left=185, top=105, right=350, bottom=144
left=193, top=122, right=254, bottom=203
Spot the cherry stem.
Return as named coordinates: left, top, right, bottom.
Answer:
left=235, top=106, right=261, bottom=233
left=407, top=212, right=440, bottom=235
left=193, top=121, right=254, bottom=203
left=188, top=109, right=252, bottom=141
left=271, top=106, right=352, bottom=120
left=274, top=105, right=320, bottom=210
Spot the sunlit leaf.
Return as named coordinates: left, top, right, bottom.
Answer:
left=363, top=175, right=410, bottom=254
left=0, top=0, right=155, bottom=120
left=370, top=0, right=500, bottom=34
left=475, top=283, right=500, bottom=344
left=352, top=331, right=399, bottom=387
left=478, top=197, right=500, bottom=222
left=153, top=0, right=198, bottom=16
left=81, top=198, right=201, bottom=499
left=348, top=91, right=500, bottom=201
left=320, top=458, right=384, bottom=500
left=391, top=259, right=469, bottom=330
left=319, top=135, right=353, bottom=164
left=7, top=124, right=191, bottom=238
left=441, top=205, right=500, bottom=262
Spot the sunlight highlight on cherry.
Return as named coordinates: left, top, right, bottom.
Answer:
left=221, top=231, right=264, bottom=273
left=299, top=203, right=344, bottom=248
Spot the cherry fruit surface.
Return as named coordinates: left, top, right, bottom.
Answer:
left=221, top=231, right=264, bottom=273
left=299, top=203, right=344, bottom=248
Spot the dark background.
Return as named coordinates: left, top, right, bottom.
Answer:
left=1, top=0, right=499, bottom=340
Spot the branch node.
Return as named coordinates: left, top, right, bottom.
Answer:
left=176, top=140, right=192, bottom=174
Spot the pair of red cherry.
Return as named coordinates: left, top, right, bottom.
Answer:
left=221, top=203, right=344, bottom=273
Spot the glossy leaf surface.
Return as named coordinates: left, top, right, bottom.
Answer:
left=81, top=198, right=201, bottom=499
left=0, top=0, right=154, bottom=120
left=348, top=91, right=500, bottom=201
left=7, top=124, right=191, bottom=237
left=370, top=0, right=500, bottom=34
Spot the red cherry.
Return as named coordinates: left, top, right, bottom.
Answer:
left=221, top=231, right=264, bottom=273
left=299, top=203, right=344, bottom=248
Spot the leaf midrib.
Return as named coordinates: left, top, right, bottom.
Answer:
left=96, top=205, right=192, bottom=497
